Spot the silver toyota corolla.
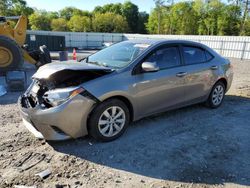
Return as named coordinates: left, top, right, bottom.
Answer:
left=19, top=40, right=233, bottom=142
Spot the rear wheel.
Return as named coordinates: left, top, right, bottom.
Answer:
left=88, top=99, right=130, bottom=142
left=206, top=81, right=225, bottom=108
left=0, top=35, right=24, bottom=72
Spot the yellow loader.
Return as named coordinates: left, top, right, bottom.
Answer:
left=0, top=15, right=51, bottom=73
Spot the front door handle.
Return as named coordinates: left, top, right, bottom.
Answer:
left=210, top=65, right=218, bottom=70
left=176, top=72, right=187, bottom=77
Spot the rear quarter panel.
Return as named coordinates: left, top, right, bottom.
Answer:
left=208, top=56, right=233, bottom=92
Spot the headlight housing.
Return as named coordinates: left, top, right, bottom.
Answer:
left=43, top=87, right=85, bottom=107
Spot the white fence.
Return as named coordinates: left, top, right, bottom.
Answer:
left=27, top=30, right=250, bottom=60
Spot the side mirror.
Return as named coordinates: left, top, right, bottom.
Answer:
left=141, top=62, right=159, bottom=72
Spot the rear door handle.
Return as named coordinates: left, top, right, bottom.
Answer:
left=176, top=72, right=187, bottom=77
left=210, top=65, right=218, bottom=70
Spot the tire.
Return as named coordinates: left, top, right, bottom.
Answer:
left=206, top=81, right=226, bottom=108
left=88, top=99, right=130, bottom=142
left=0, top=35, right=24, bottom=72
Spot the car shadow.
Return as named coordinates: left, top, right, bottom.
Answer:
left=48, top=95, right=250, bottom=186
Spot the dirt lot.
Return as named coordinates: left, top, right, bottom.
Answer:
left=0, top=59, right=250, bottom=188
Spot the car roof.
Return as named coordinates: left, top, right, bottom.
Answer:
left=126, top=38, right=220, bottom=60
left=126, top=39, right=214, bottom=54
left=127, top=39, right=204, bottom=46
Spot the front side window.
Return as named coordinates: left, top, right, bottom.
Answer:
left=183, top=46, right=206, bottom=65
left=145, top=46, right=181, bottom=69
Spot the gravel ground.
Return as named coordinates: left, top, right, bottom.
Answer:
left=0, top=59, right=250, bottom=188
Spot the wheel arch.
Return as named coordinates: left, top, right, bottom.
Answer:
left=101, top=95, right=134, bottom=123
left=86, top=95, right=135, bottom=139
left=216, top=77, right=227, bottom=90
left=88, top=94, right=135, bottom=127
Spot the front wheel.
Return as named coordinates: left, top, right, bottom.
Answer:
left=88, top=99, right=130, bottom=142
left=206, top=81, right=226, bottom=108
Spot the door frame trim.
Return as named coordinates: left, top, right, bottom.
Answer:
left=132, top=43, right=184, bottom=75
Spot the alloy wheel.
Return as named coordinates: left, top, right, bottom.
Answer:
left=98, top=106, right=126, bottom=137
left=212, top=84, right=224, bottom=106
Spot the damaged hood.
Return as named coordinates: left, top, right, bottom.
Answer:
left=33, top=61, right=112, bottom=79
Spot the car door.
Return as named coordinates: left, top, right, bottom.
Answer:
left=132, top=45, right=188, bottom=118
left=180, top=45, right=218, bottom=102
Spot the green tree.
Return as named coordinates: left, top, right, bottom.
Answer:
left=12, top=0, right=34, bottom=16
left=153, top=0, right=165, bottom=34
left=0, top=0, right=33, bottom=16
left=59, top=7, right=84, bottom=20
left=217, top=5, right=241, bottom=35
left=147, top=0, right=247, bottom=35
left=161, top=6, right=172, bottom=34
left=51, top=18, right=68, bottom=31
left=93, top=2, right=144, bottom=33
left=93, top=3, right=123, bottom=15
left=193, top=0, right=207, bottom=35
left=0, top=0, right=10, bottom=15
left=147, top=6, right=171, bottom=34
left=0, top=0, right=247, bottom=36
left=92, top=12, right=128, bottom=33
left=68, top=15, right=91, bottom=32
left=243, top=17, right=250, bottom=35
left=203, top=0, right=224, bottom=35
left=170, top=2, right=198, bottom=34
left=81, top=11, right=92, bottom=17
left=29, top=11, right=51, bottom=30
left=137, top=12, right=149, bottom=34
left=47, top=11, right=59, bottom=20
left=93, top=6, right=104, bottom=14
left=102, top=3, right=123, bottom=15
left=240, top=0, right=250, bottom=35
left=147, top=9, right=159, bottom=34
left=149, top=0, right=175, bottom=34
left=122, top=1, right=139, bottom=33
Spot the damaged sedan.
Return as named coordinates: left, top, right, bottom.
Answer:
left=19, top=40, right=233, bottom=142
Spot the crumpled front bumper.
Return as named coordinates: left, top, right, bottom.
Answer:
left=18, top=94, right=96, bottom=141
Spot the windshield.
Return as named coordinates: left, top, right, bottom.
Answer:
left=85, top=41, right=151, bottom=69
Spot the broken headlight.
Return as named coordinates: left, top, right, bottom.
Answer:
left=43, top=87, right=84, bottom=107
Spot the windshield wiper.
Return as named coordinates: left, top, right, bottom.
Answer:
left=83, top=57, right=119, bottom=69
left=88, top=61, right=100, bottom=66
left=88, top=61, right=109, bottom=68
left=82, top=57, right=102, bottom=66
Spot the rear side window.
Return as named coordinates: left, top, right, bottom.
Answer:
left=145, top=46, right=181, bottom=69
left=183, top=46, right=206, bottom=65
left=205, top=50, right=214, bottom=61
